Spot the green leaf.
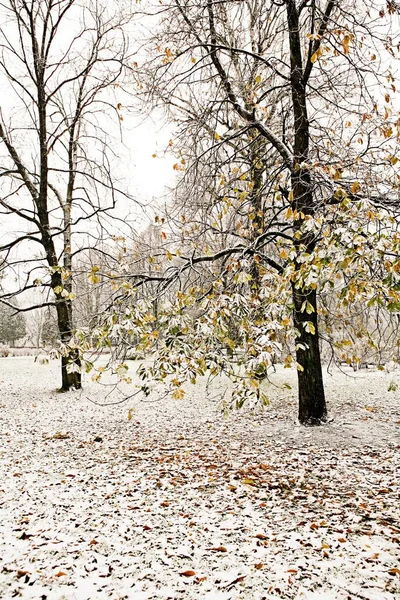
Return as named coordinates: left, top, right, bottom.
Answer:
left=387, top=301, right=400, bottom=312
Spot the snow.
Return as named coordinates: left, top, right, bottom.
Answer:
left=0, top=357, right=399, bottom=599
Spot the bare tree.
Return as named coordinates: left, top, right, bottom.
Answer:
left=0, top=0, right=136, bottom=389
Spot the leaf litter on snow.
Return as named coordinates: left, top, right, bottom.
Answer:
left=0, top=357, right=399, bottom=599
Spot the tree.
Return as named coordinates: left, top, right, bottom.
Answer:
left=100, top=0, right=399, bottom=424
left=0, top=0, right=135, bottom=389
left=0, top=302, right=26, bottom=345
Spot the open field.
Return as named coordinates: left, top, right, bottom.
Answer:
left=0, top=357, right=399, bottom=599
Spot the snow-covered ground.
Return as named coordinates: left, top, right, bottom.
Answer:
left=0, top=357, right=399, bottom=600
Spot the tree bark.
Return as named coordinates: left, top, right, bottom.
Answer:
left=292, top=286, right=327, bottom=424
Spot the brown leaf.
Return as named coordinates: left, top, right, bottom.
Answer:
left=206, top=546, right=228, bottom=552
left=55, top=571, right=67, bottom=577
left=89, top=539, right=98, bottom=545
left=287, top=569, right=298, bottom=574
left=225, top=575, right=246, bottom=588
left=338, top=538, right=347, bottom=543
left=388, top=568, right=400, bottom=576
left=16, top=570, right=30, bottom=579
left=180, top=570, right=196, bottom=577
left=255, top=533, right=268, bottom=540
left=255, top=563, right=263, bottom=570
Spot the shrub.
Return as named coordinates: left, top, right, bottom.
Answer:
left=0, top=344, right=10, bottom=357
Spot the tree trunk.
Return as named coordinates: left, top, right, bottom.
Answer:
left=292, top=286, right=327, bottom=425
left=286, top=0, right=327, bottom=424
left=61, top=350, right=82, bottom=391
left=55, top=292, right=81, bottom=391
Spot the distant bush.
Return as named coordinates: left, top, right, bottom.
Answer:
left=0, top=344, right=10, bottom=357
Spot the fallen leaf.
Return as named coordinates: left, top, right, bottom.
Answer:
left=180, top=570, right=196, bottom=577
left=18, top=532, right=34, bottom=540
left=225, top=575, right=246, bottom=588
left=388, top=568, right=400, bottom=576
left=255, top=533, right=268, bottom=540
left=206, top=546, right=227, bottom=552
left=242, top=478, right=257, bottom=486
left=16, top=570, right=30, bottom=579
left=99, top=565, right=112, bottom=577
left=55, top=571, right=67, bottom=577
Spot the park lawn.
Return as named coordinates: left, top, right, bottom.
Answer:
left=0, top=358, right=399, bottom=600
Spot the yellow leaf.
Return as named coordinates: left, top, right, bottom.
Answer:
left=288, top=190, right=294, bottom=202
left=280, top=248, right=288, bottom=260
left=214, top=131, right=221, bottom=141
left=311, top=51, right=320, bottom=63
left=243, top=478, right=257, bottom=486
left=172, top=388, right=185, bottom=400
left=351, top=181, right=360, bottom=194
